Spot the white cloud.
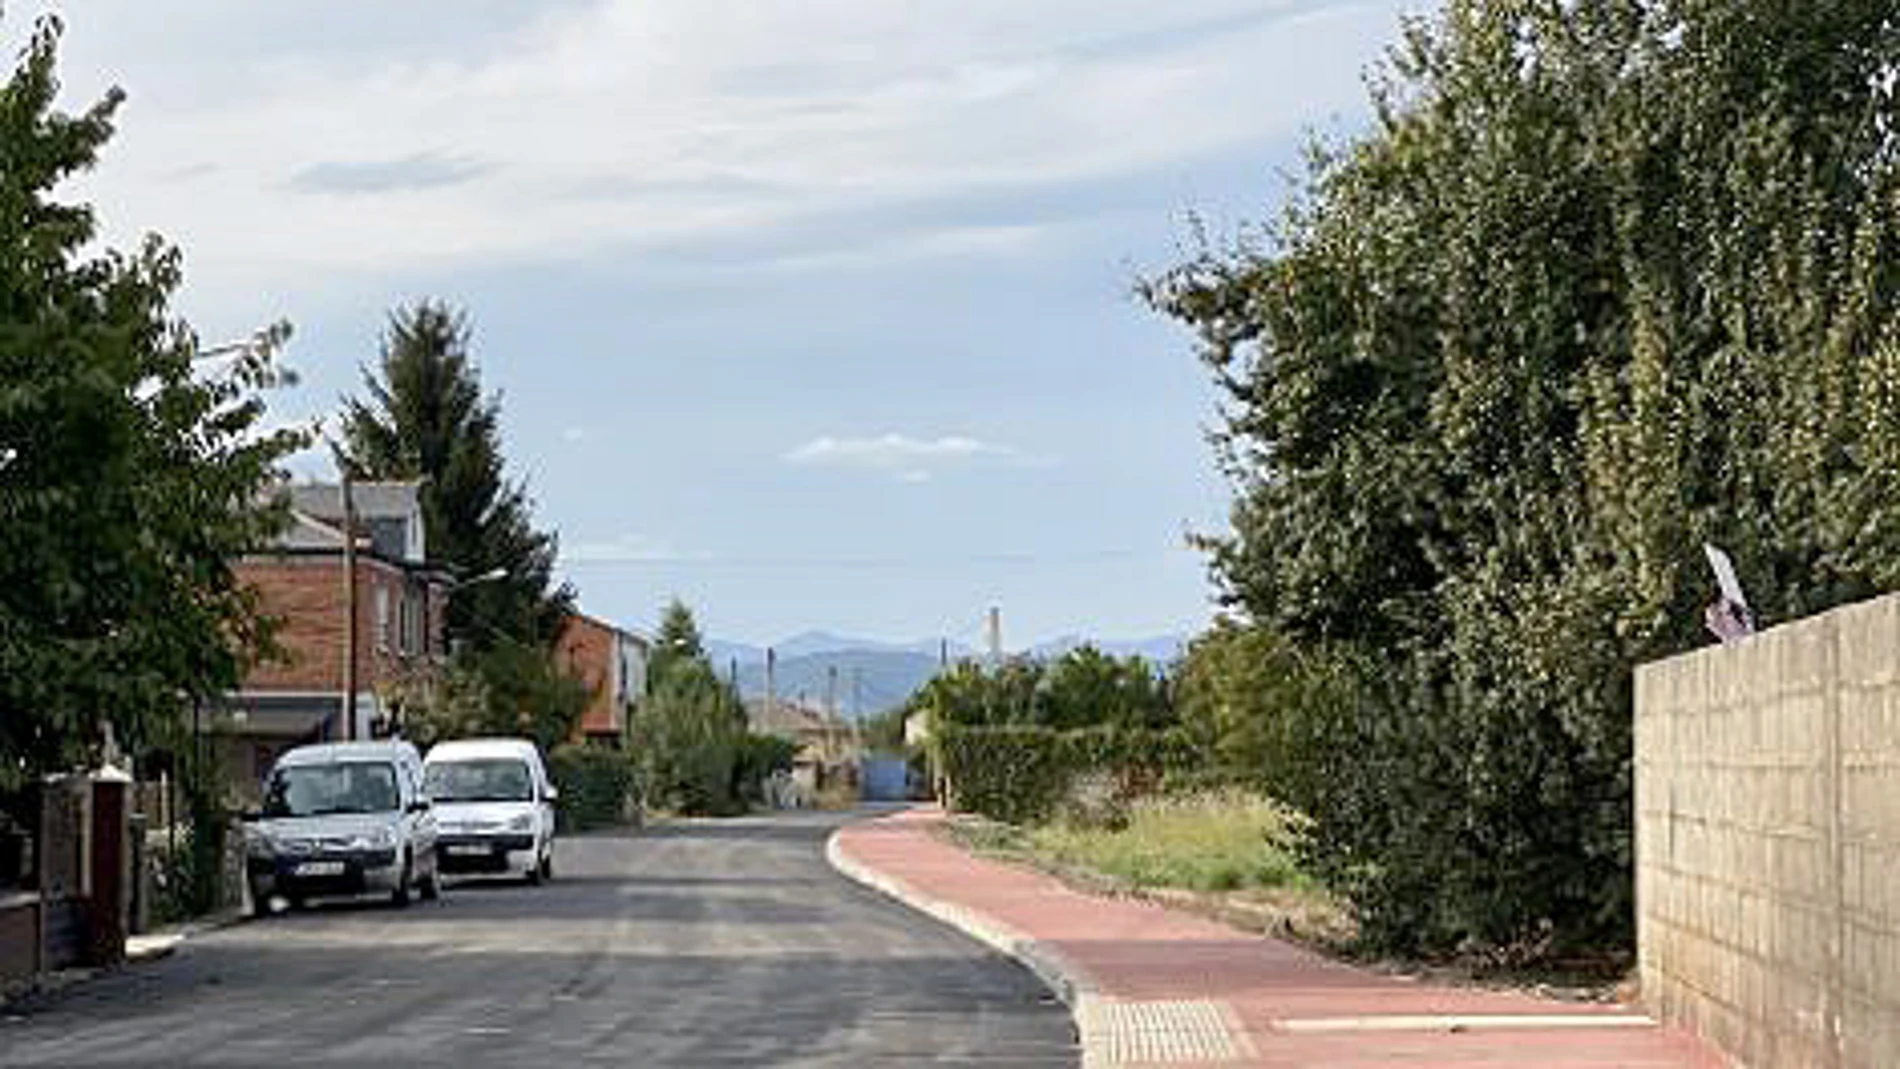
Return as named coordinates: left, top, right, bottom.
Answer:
left=37, top=0, right=1404, bottom=295
left=783, top=433, right=1014, bottom=478
left=561, top=426, right=587, bottom=443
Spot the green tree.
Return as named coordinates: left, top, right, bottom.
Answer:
left=908, top=663, right=996, bottom=729
left=629, top=599, right=763, bottom=813
left=1172, top=621, right=1366, bottom=823
left=342, top=301, right=574, bottom=651
left=1148, top=0, right=1900, bottom=957
left=1035, top=646, right=1170, bottom=730
left=860, top=705, right=911, bottom=753
left=648, top=597, right=707, bottom=689
left=0, top=15, right=306, bottom=789
left=634, top=659, right=744, bottom=814
left=396, top=638, right=591, bottom=753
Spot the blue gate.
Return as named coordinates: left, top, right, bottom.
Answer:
left=859, top=757, right=910, bottom=802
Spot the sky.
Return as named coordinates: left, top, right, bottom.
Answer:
left=17, top=0, right=1415, bottom=647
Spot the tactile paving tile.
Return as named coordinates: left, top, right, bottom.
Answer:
left=1080, top=998, right=1241, bottom=1065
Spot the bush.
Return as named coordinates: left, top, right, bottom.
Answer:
left=731, top=734, right=797, bottom=809
left=937, top=724, right=1202, bottom=826
left=548, top=745, right=636, bottom=832
left=631, top=661, right=746, bottom=815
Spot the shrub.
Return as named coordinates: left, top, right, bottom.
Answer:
left=631, top=660, right=747, bottom=815
left=731, top=734, right=798, bottom=809
left=548, top=744, right=636, bottom=831
left=937, top=724, right=1203, bottom=825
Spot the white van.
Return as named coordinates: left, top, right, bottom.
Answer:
left=244, top=740, right=442, bottom=913
left=422, top=738, right=558, bottom=884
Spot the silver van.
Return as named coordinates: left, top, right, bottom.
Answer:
left=243, top=740, right=442, bottom=914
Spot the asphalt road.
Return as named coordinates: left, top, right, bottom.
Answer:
left=0, top=811, right=1076, bottom=1068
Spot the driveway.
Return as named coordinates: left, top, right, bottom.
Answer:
left=0, top=811, right=1076, bottom=1067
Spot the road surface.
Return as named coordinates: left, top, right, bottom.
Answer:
left=0, top=811, right=1076, bottom=1067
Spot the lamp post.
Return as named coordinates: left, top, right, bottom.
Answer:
left=341, top=470, right=358, bottom=741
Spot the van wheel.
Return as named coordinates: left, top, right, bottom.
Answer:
left=391, top=852, right=413, bottom=908
left=525, top=854, right=543, bottom=886
left=419, top=870, right=441, bottom=902
left=539, top=853, right=553, bottom=882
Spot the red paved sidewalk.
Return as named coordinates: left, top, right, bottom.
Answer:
left=831, top=808, right=1728, bottom=1069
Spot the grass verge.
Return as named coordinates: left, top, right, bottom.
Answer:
left=940, top=790, right=1630, bottom=1003
left=944, top=789, right=1357, bottom=950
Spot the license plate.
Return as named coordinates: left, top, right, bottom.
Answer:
left=447, top=845, right=490, bottom=857
left=294, top=861, right=345, bottom=877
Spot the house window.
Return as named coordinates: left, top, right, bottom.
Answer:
left=374, top=586, right=391, bottom=652
left=404, top=591, right=423, bottom=654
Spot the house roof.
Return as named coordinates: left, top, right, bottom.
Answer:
left=746, top=697, right=831, bottom=738
left=560, top=610, right=651, bottom=647
left=287, top=481, right=423, bottom=523
left=280, top=481, right=426, bottom=564
left=275, top=509, right=350, bottom=552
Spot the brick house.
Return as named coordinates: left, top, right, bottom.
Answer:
left=555, top=613, right=649, bottom=744
left=212, top=481, right=451, bottom=791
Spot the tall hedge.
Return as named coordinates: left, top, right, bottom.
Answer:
left=548, top=745, right=636, bottom=832
left=1148, top=1, right=1900, bottom=957
left=938, top=725, right=1201, bottom=825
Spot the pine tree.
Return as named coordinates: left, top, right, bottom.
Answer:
left=648, top=597, right=708, bottom=687
left=342, top=301, right=574, bottom=650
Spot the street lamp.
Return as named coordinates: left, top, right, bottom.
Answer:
left=193, top=339, right=257, bottom=361
left=431, top=567, right=512, bottom=661
left=446, top=567, right=508, bottom=593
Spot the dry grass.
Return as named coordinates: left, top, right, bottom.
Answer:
left=1028, top=789, right=1309, bottom=893
left=945, top=789, right=1356, bottom=950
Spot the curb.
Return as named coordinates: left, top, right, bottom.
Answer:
left=824, top=823, right=1109, bottom=1061
left=1, top=909, right=244, bottom=1009
left=126, top=906, right=249, bottom=964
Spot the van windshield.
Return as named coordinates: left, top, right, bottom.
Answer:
left=425, top=759, right=533, bottom=803
left=263, top=763, right=400, bottom=818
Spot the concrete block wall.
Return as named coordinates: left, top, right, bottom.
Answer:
left=1636, top=593, right=1900, bottom=1069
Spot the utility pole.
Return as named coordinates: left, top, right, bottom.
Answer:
left=851, top=667, right=863, bottom=723
left=826, top=665, right=839, bottom=758
left=764, top=647, right=777, bottom=724
left=986, top=605, right=1003, bottom=668
left=341, top=470, right=359, bottom=742
left=939, top=638, right=949, bottom=669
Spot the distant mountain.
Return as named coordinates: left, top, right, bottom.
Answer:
left=732, top=648, right=942, bottom=719
left=702, top=630, right=1188, bottom=718
left=704, top=638, right=767, bottom=669
left=707, top=632, right=961, bottom=666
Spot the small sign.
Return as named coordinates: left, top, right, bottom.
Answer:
left=1703, top=544, right=1751, bottom=610
left=1703, top=543, right=1755, bottom=643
